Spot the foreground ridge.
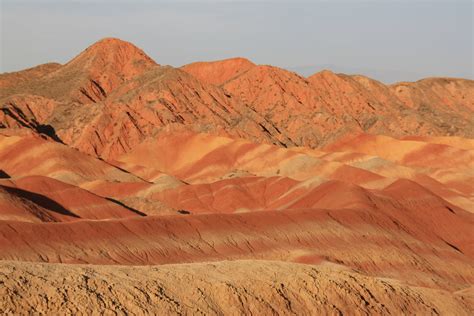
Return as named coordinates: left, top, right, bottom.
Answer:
left=1, top=260, right=473, bottom=315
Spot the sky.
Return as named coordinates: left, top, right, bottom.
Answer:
left=1, top=0, right=472, bottom=83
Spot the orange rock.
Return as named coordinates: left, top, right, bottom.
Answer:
left=1, top=38, right=473, bottom=314
left=181, top=57, right=255, bottom=85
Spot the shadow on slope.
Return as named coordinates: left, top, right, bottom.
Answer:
left=0, top=170, right=10, bottom=179
left=105, top=197, right=147, bottom=216
left=0, top=185, right=79, bottom=219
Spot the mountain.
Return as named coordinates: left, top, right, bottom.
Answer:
left=0, top=38, right=157, bottom=103
left=222, top=66, right=474, bottom=147
left=2, top=38, right=473, bottom=160
left=1, top=38, right=473, bottom=314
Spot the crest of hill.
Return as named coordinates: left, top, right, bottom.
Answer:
left=390, top=77, right=474, bottom=112
left=0, top=133, right=141, bottom=186
left=0, top=175, right=143, bottom=222
left=0, top=63, right=61, bottom=91
left=1, top=38, right=158, bottom=104
left=181, top=57, right=255, bottom=85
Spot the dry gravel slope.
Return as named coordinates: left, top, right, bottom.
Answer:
left=1, top=260, right=473, bottom=315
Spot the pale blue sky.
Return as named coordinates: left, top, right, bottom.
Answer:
left=1, top=0, right=472, bottom=83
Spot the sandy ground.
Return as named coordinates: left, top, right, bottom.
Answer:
left=1, top=259, right=473, bottom=315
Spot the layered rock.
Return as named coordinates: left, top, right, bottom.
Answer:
left=2, top=38, right=473, bottom=160
left=1, top=38, right=473, bottom=314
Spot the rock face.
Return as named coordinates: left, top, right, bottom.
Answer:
left=1, top=38, right=473, bottom=314
left=221, top=66, right=474, bottom=147
left=52, top=65, right=292, bottom=159
left=2, top=38, right=473, bottom=159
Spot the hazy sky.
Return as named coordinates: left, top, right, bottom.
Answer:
left=1, top=0, right=472, bottom=83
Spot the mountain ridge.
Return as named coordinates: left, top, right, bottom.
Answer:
left=2, top=38, right=472, bottom=160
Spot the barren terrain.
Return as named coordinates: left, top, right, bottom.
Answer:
left=1, top=38, right=473, bottom=314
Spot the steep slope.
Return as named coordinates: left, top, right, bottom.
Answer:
left=307, top=70, right=421, bottom=136
left=1, top=38, right=157, bottom=104
left=1, top=260, right=472, bottom=315
left=0, top=185, right=64, bottom=223
left=0, top=40, right=291, bottom=160
left=223, top=65, right=342, bottom=147
left=0, top=38, right=158, bottom=142
left=47, top=65, right=293, bottom=159
left=221, top=65, right=474, bottom=148
left=391, top=77, right=474, bottom=112
left=389, top=77, right=474, bottom=136
left=0, top=95, right=60, bottom=143
left=309, top=72, right=474, bottom=138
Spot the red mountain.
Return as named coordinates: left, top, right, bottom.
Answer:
left=1, top=38, right=473, bottom=314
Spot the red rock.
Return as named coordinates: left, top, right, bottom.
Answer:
left=181, top=57, right=255, bottom=85
left=0, top=38, right=473, bottom=312
left=0, top=175, right=143, bottom=221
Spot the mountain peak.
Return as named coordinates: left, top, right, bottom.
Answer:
left=91, top=37, right=131, bottom=45
left=82, top=38, right=145, bottom=54
left=67, top=37, right=157, bottom=69
left=36, top=38, right=158, bottom=103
